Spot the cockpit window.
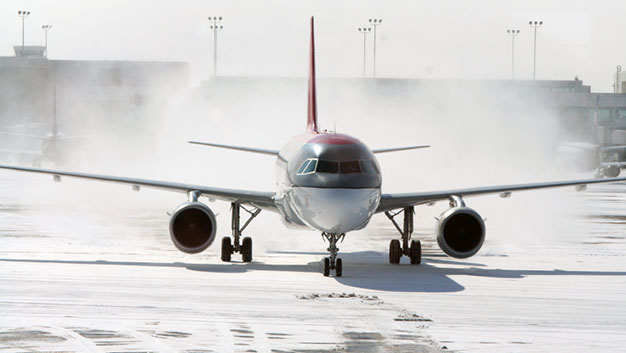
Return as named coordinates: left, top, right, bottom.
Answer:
left=297, top=158, right=379, bottom=175
left=297, top=160, right=310, bottom=174
left=315, top=159, right=336, bottom=173
left=359, top=160, right=374, bottom=174
left=296, top=158, right=318, bottom=175
left=339, top=160, right=361, bottom=174
left=303, top=159, right=317, bottom=174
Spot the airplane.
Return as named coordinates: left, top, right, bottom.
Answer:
left=2, top=17, right=626, bottom=277
left=0, top=88, right=72, bottom=167
left=557, top=96, right=626, bottom=178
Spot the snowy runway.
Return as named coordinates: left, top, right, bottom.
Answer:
left=1, top=175, right=625, bottom=352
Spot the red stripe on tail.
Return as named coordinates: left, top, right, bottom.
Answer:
left=307, top=17, right=319, bottom=133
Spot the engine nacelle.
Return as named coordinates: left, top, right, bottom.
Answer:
left=602, top=165, right=620, bottom=178
left=436, top=207, right=485, bottom=258
left=169, top=202, right=217, bottom=254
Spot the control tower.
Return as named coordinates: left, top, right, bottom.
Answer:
left=13, top=45, right=46, bottom=58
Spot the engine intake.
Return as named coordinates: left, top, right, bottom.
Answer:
left=436, top=207, right=485, bottom=258
left=169, top=202, right=217, bottom=254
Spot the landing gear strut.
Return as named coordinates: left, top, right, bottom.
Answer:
left=221, top=202, right=261, bottom=263
left=385, top=206, right=421, bottom=265
left=322, top=232, right=344, bottom=277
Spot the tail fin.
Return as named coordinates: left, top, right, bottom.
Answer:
left=591, top=95, right=600, bottom=145
left=307, top=17, right=319, bottom=133
left=52, top=86, right=58, bottom=138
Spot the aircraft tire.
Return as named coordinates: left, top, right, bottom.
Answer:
left=335, top=258, right=343, bottom=277
left=221, top=237, right=232, bottom=262
left=242, top=237, right=253, bottom=262
left=410, top=240, right=422, bottom=265
left=323, top=258, right=330, bottom=277
left=389, top=239, right=402, bottom=264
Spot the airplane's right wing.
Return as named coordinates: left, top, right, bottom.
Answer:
left=0, top=164, right=278, bottom=211
left=377, top=176, right=626, bottom=213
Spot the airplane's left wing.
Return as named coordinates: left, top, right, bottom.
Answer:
left=377, top=176, right=626, bottom=213
left=0, top=164, right=277, bottom=211
left=372, top=145, right=430, bottom=154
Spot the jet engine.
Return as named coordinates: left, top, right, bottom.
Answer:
left=169, top=202, right=217, bottom=254
left=436, top=206, right=485, bottom=258
left=602, top=165, right=620, bottom=178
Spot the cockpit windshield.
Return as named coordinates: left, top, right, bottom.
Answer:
left=296, top=158, right=378, bottom=175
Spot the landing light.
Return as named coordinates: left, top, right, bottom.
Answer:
left=575, top=184, right=587, bottom=192
left=53, top=175, right=61, bottom=182
left=499, top=192, right=512, bottom=198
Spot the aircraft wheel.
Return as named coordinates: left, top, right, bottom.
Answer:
left=323, top=258, right=330, bottom=277
left=335, top=258, right=343, bottom=277
left=221, top=237, right=232, bottom=262
left=389, top=239, right=402, bottom=264
left=241, top=237, right=253, bottom=262
left=409, top=240, right=422, bottom=265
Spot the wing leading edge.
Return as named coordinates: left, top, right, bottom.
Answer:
left=377, top=176, right=626, bottom=213
left=0, top=164, right=277, bottom=211
left=372, top=145, right=430, bottom=154
left=188, top=141, right=279, bottom=156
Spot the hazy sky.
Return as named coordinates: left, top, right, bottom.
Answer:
left=2, top=0, right=626, bottom=92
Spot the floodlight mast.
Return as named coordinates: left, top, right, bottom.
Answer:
left=42, top=25, right=53, bottom=58
left=208, top=16, right=224, bottom=77
left=358, top=27, right=371, bottom=77
left=529, top=20, right=543, bottom=80
left=506, top=29, right=520, bottom=79
left=18, top=10, right=31, bottom=55
left=368, top=18, right=382, bottom=78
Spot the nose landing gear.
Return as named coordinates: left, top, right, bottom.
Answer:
left=385, top=206, right=421, bottom=265
left=322, top=232, right=344, bottom=277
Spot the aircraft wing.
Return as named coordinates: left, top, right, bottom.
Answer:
left=0, top=164, right=277, bottom=211
left=0, top=147, right=42, bottom=156
left=601, top=161, right=626, bottom=168
left=601, top=145, right=626, bottom=152
left=377, top=176, right=626, bottom=213
left=372, top=145, right=430, bottom=154
left=188, top=141, right=279, bottom=156
left=0, top=131, right=49, bottom=140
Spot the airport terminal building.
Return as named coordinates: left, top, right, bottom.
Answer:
left=0, top=46, right=189, bottom=135
left=3, top=44, right=626, bottom=149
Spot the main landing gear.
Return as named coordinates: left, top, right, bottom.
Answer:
left=385, top=206, right=421, bottom=265
left=221, top=202, right=261, bottom=263
left=322, top=232, right=345, bottom=277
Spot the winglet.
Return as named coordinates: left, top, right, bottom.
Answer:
left=307, top=17, right=319, bottom=133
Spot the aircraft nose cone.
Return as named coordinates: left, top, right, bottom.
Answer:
left=290, top=187, right=381, bottom=233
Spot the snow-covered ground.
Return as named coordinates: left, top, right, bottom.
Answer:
left=1, top=173, right=625, bottom=352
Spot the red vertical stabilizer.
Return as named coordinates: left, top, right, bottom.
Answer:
left=307, top=17, right=319, bottom=133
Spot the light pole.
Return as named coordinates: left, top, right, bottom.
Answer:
left=506, top=29, right=520, bottom=80
left=529, top=20, right=543, bottom=80
left=358, top=27, right=371, bottom=77
left=208, top=16, right=223, bottom=77
left=17, top=10, right=30, bottom=55
left=616, top=65, right=623, bottom=93
left=42, top=25, right=52, bottom=58
left=368, top=18, right=382, bottom=78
